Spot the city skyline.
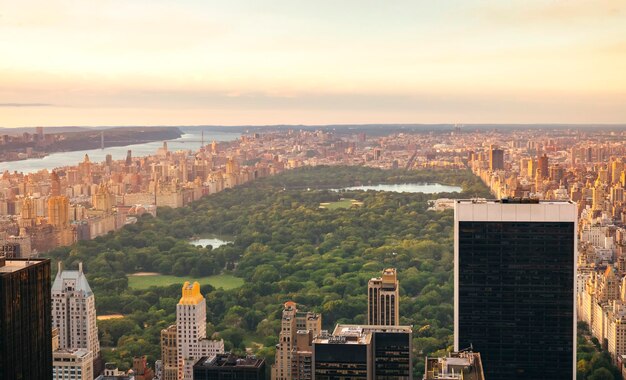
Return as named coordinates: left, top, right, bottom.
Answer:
left=1, top=0, right=625, bottom=127
left=4, top=125, right=626, bottom=377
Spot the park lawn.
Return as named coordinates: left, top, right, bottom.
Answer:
left=320, top=198, right=361, bottom=210
left=127, top=273, right=244, bottom=290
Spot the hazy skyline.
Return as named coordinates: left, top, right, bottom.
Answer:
left=1, top=0, right=625, bottom=127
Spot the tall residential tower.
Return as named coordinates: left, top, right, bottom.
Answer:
left=176, top=281, right=224, bottom=380
left=272, top=301, right=322, bottom=380
left=52, top=262, right=101, bottom=376
left=367, top=268, right=399, bottom=326
left=488, top=146, right=504, bottom=171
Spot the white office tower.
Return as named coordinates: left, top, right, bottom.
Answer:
left=51, top=262, right=100, bottom=372
left=176, top=281, right=224, bottom=380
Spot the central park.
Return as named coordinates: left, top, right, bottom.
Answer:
left=44, top=166, right=616, bottom=378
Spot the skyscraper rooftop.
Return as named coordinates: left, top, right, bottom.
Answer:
left=51, top=262, right=93, bottom=296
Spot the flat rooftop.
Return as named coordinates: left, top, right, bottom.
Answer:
left=455, top=198, right=575, bottom=205
left=314, top=327, right=373, bottom=345
left=53, top=348, right=92, bottom=359
left=0, top=258, right=49, bottom=274
left=455, top=199, right=576, bottom=222
left=424, top=352, right=485, bottom=380
left=333, top=324, right=412, bottom=335
left=195, top=354, right=264, bottom=369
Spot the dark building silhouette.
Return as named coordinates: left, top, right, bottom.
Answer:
left=538, top=154, right=549, bottom=179
left=489, top=146, right=504, bottom=171
left=313, top=331, right=371, bottom=380
left=370, top=328, right=412, bottom=379
left=455, top=200, right=576, bottom=380
left=193, top=354, right=266, bottom=380
left=313, top=325, right=413, bottom=380
left=0, top=257, right=52, bottom=379
left=0, top=242, right=21, bottom=258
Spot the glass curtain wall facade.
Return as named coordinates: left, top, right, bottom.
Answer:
left=0, top=258, right=52, bottom=380
left=457, top=220, right=574, bottom=380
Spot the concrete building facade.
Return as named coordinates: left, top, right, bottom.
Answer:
left=52, top=261, right=101, bottom=374
left=367, top=268, right=400, bottom=326
left=176, top=281, right=224, bottom=380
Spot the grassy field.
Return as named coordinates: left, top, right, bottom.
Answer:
left=127, top=273, right=244, bottom=290
left=319, top=198, right=362, bottom=210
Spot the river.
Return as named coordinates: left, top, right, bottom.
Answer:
left=0, top=128, right=241, bottom=174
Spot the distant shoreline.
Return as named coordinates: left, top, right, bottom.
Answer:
left=0, top=126, right=182, bottom=164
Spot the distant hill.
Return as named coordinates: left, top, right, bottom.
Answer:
left=0, top=126, right=92, bottom=135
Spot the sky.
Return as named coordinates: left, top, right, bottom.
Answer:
left=0, top=0, right=625, bottom=127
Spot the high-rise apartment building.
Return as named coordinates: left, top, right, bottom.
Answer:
left=527, top=159, right=537, bottom=179
left=161, top=325, right=178, bottom=380
left=611, top=160, right=624, bottom=184
left=52, top=262, right=101, bottom=374
left=312, top=324, right=413, bottom=380
left=93, top=184, right=116, bottom=212
left=292, top=330, right=315, bottom=380
left=455, top=199, right=576, bottom=380
left=272, top=301, right=322, bottom=380
left=489, top=146, right=504, bottom=171
left=578, top=268, right=626, bottom=366
left=538, top=154, right=549, bottom=179
left=48, top=195, right=70, bottom=228
left=176, top=281, right=224, bottom=380
left=53, top=348, right=93, bottom=380
left=367, top=268, right=399, bottom=326
left=0, top=257, right=52, bottom=379
left=48, top=195, right=74, bottom=246
left=592, top=175, right=605, bottom=213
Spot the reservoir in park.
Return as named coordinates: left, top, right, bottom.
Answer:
left=188, top=236, right=233, bottom=248
left=335, top=183, right=462, bottom=194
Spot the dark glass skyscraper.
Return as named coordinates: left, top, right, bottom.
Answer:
left=489, top=146, right=504, bottom=171
left=0, top=257, right=52, bottom=380
left=312, top=324, right=413, bottom=380
left=454, top=200, right=576, bottom=380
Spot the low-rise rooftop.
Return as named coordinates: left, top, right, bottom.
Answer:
left=0, top=258, right=48, bottom=274
left=423, top=351, right=484, bottom=380
left=195, top=353, right=264, bottom=369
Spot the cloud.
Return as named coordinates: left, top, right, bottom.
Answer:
left=0, top=103, right=55, bottom=107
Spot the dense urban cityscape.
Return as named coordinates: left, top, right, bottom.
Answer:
left=2, top=1, right=624, bottom=379
left=1, top=125, right=626, bottom=379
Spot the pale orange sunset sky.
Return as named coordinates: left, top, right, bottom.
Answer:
left=1, top=0, right=625, bottom=127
